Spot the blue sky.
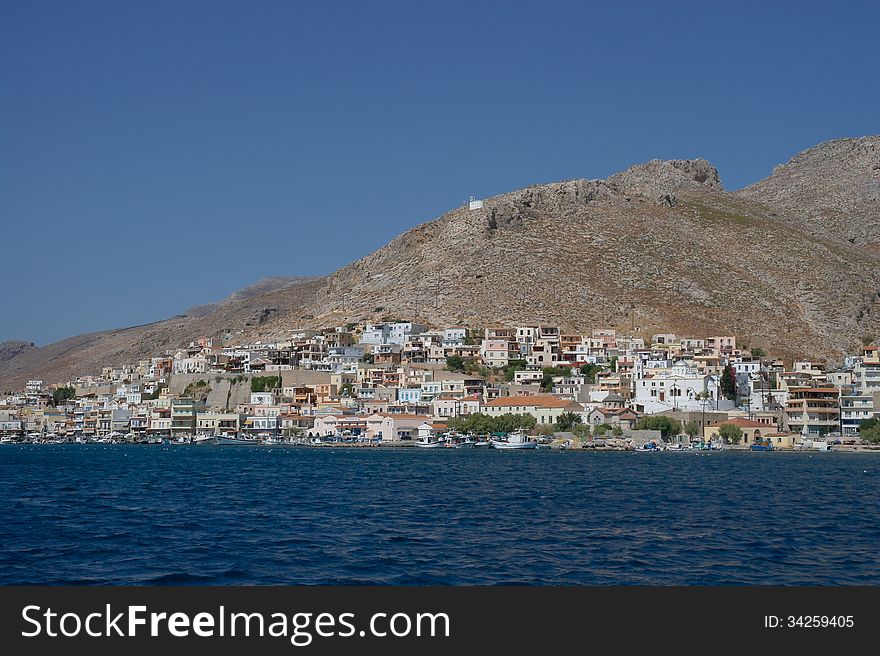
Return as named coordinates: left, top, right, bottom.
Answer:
left=2, top=0, right=878, bottom=345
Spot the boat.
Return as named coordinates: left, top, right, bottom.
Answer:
left=749, top=443, right=774, bottom=451
left=490, top=430, right=538, bottom=450
left=415, top=436, right=446, bottom=448
left=636, top=441, right=661, bottom=452
left=215, top=435, right=261, bottom=446
left=0, top=436, right=15, bottom=445
left=192, top=435, right=217, bottom=445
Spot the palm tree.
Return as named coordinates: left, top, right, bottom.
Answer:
left=555, top=411, right=583, bottom=432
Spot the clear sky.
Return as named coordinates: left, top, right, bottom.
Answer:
left=2, top=0, right=878, bottom=345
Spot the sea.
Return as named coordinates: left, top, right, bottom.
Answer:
left=1, top=445, right=878, bottom=585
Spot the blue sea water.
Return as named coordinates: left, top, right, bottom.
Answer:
left=0, top=445, right=878, bottom=585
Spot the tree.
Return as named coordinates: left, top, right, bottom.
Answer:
left=503, top=360, right=527, bottom=382
left=579, top=363, right=603, bottom=382
left=860, top=426, right=880, bottom=444
left=859, top=417, right=879, bottom=432
left=593, top=423, right=612, bottom=437
left=720, top=365, right=737, bottom=400
left=251, top=376, right=280, bottom=393
left=555, top=411, right=583, bottom=432
left=51, top=386, right=76, bottom=406
left=572, top=423, right=591, bottom=442
left=683, top=421, right=699, bottom=440
left=540, top=366, right=570, bottom=392
left=361, top=353, right=374, bottom=364
left=447, top=412, right=536, bottom=435
left=445, top=355, right=466, bottom=373
left=611, top=425, right=623, bottom=437
left=635, top=416, right=682, bottom=441
left=718, top=423, right=743, bottom=444
left=750, top=347, right=766, bottom=358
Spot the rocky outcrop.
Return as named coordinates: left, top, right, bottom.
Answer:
left=0, top=341, right=36, bottom=366
left=608, top=158, right=723, bottom=206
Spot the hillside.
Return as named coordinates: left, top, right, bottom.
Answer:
left=2, top=136, right=880, bottom=390
left=737, top=136, right=880, bottom=246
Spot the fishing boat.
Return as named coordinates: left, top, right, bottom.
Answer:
left=490, top=430, right=538, bottom=450
left=415, top=436, right=446, bottom=448
left=636, top=440, right=661, bottom=452
left=215, top=435, right=261, bottom=446
left=749, top=443, right=774, bottom=451
left=192, top=435, right=217, bottom=445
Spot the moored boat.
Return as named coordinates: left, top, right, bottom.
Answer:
left=490, top=430, right=538, bottom=450
left=415, top=436, right=446, bottom=448
left=215, top=435, right=261, bottom=446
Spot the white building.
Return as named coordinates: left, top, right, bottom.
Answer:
left=632, top=373, right=732, bottom=414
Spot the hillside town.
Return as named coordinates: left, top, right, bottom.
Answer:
left=2, top=321, right=880, bottom=450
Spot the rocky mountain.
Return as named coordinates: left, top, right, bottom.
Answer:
left=2, top=136, right=879, bottom=390
left=738, top=136, right=880, bottom=246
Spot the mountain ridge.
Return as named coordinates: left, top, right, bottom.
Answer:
left=2, top=136, right=879, bottom=390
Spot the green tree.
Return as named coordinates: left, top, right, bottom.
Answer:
left=51, top=386, right=76, bottom=406
left=611, top=425, right=624, bottom=437
left=251, top=376, right=280, bottom=393
left=859, top=417, right=879, bottom=432
left=718, top=423, right=743, bottom=444
left=555, top=411, right=583, bottom=432
left=579, top=363, right=603, bottom=382
left=593, top=422, right=612, bottom=437
left=572, top=423, right=591, bottom=442
left=860, top=426, right=880, bottom=444
left=720, top=365, right=737, bottom=400
left=540, top=366, right=570, bottom=392
left=445, top=355, right=466, bottom=373
left=750, top=347, right=766, bottom=358
left=635, top=416, right=682, bottom=441
left=683, top=421, right=699, bottom=440
left=448, top=412, right=537, bottom=435
left=361, top=353, right=374, bottom=364
left=503, top=360, right=527, bottom=382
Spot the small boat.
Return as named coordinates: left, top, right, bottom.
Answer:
left=192, top=435, right=217, bottom=445
left=215, top=435, right=261, bottom=446
left=490, top=430, right=538, bottom=450
left=750, top=443, right=774, bottom=451
left=0, top=436, right=15, bottom=445
left=415, top=436, right=446, bottom=448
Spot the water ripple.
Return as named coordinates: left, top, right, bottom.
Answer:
left=0, top=446, right=878, bottom=585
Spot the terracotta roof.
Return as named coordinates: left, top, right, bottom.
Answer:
left=707, top=418, right=770, bottom=428
left=484, top=395, right=576, bottom=409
